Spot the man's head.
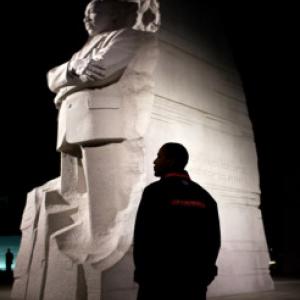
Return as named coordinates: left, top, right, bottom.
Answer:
left=84, top=0, right=139, bottom=36
left=153, top=143, right=189, bottom=177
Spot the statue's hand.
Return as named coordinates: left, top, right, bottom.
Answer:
left=68, top=58, right=105, bottom=83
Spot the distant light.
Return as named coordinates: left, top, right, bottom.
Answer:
left=269, top=260, right=276, bottom=265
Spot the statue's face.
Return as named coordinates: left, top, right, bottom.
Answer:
left=84, top=1, right=117, bottom=36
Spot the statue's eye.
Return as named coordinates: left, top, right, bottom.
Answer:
left=89, top=13, right=97, bottom=20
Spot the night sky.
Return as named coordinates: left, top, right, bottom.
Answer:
left=1, top=1, right=299, bottom=275
left=222, top=2, right=299, bottom=275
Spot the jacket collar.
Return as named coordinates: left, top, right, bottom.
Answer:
left=163, top=171, right=190, bottom=180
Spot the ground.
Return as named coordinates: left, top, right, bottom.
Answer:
left=210, top=279, right=300, bottom=300
left=0, top=278, right=299, bottom=299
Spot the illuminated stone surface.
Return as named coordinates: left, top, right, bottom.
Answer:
left=102, top=0, right=274, bottom=298
left=12, top=0, right=273, bottom=299
left=12, top=1, right=160, bottom=299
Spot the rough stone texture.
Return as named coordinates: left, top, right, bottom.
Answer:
left=12, top=0, right=273, bottom=299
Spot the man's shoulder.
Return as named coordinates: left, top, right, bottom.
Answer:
left=189, top=179, right=205, bottom=191
left=143, top=180, right=169, bottom=195
left=144, top=180, right=162, bottom=191
left=189, top=180, right=218, bottom=205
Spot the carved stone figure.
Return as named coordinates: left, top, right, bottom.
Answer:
left=47, top=0, right=160, bottom=265
left=12, top=1, right=160, bottom=299
left=13, top=0, right=274, bottom=299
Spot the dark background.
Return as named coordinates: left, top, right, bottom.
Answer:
left=1, top=1, right=299, bottom=276
left=222, top=2, right=299, bottom=276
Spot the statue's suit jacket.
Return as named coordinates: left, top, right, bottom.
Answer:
left=47, top=28, right=158, bottom=153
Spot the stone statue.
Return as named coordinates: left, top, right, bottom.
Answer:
left=12, top=1, right=160, bottom=299
left=12, top=0, right=274, bottom=298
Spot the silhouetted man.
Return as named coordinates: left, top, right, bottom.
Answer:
left=6, top=248, right=14, bottom=273
left=133, top=143, right=221, bottom=300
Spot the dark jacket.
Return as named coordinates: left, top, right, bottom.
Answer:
left=133, top=171, right=221, bottom=286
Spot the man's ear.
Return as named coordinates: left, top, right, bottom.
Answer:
left=166, top=158, right=176, bottom=169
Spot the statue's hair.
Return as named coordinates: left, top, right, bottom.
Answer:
left=133, top=0, right=161, bottom=32
left=87, top=0, right=161, bottom=33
